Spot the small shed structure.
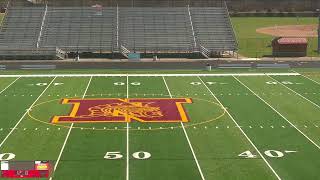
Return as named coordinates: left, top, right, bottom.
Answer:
left=272, top=37, right=308, bottom=57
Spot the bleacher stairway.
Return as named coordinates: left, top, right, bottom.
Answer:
left=0, top=2, right=237, bottom=59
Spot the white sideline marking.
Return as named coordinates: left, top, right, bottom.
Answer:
left=126, top=75, right=129, bottom=180
left=198, top=76, right=281, bottom=180
left=234, top=76, right=320, bottom=151
left=268, top=75, right=320, bottom=109
left=50, top=76, right=92, bottom=180
left=0, top=73, right=300, bottom=78
left=0, top=77, right=20, bottom=94
left=162, top=76, right=206, bottom=180
left=0, top=77, right=57, bottom=148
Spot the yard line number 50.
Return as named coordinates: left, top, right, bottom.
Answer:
left=0, top=152, right=151, bottom=161
left=104, top=151, right=151, bottom=160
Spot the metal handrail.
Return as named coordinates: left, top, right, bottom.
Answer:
left=200, top=45, right=210, bottom=58
left=224, top=1, right=238, bottom=50
left=36, top=2, right=48, bottom=48
left=187, top=5, right=197, bottom=50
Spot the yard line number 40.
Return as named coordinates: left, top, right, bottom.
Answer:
left=239, top=150, right=297, bottom=159
left=266, top=81, right=302, bottom=85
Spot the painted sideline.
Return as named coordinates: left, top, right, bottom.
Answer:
left=0, top=73, right=300, bottom=78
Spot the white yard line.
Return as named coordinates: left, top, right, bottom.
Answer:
left=0, top=73, right=300, bottom=78
left=291, top=70, right=320, bottom=85
left=50, top=76, right=92, bottom=180
left=162, top=76, right=206, bottom=180
left=234, top=76, right=320, bottom=151
left=0, top=76, right=57, bottom=148
left=49, top=124, right=73, bottom=180
left=267, top=75, right=320, bottom=109
left=126, top=75, right=129, bottom=180
left=0, top=76, right=20, bottom=94
left=198, top=76, right=281, bottom=180
left=300, top=75, right=320, bottom=85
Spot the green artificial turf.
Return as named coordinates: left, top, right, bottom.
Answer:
left=0, top=70, right=320, bottom=179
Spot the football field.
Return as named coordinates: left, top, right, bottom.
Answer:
left=1, top=70, right=320, bottom=179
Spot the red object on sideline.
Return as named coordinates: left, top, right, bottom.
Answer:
left=1, top=170, right=49, bottom=178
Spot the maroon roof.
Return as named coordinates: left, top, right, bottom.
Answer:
left=277, top=38, right=308, bottom=45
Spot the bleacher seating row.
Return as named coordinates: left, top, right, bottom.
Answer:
left=0, top=1, right=237, bottom=59
left=119, top=7, right=194, bottom=52
left=40, top=7, right=117, bottom=52
left=0, top=7, right=45, bottom=48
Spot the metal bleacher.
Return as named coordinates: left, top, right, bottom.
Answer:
left=0, top=0, right=238, bottom=59
left=191, top=6, right=237, bottom=52
left=0, top=6, right=45, bottom=48
left=119, top=7, right=194, bottom=53
left=40, top=7, right=117, bottom=52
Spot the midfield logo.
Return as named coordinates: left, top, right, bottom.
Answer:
left=51, top=98, right=192, bottom=123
